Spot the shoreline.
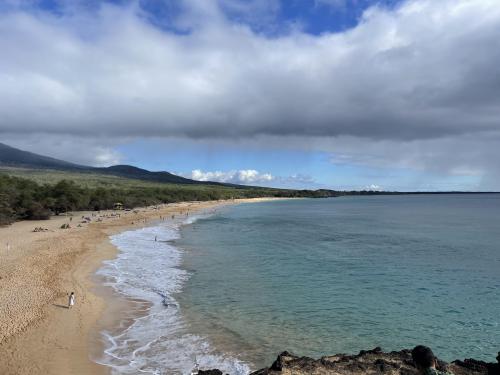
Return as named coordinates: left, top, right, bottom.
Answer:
left=0, top=198, right=280, bottom=375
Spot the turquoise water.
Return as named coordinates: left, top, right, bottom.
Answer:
left=176, top=195, right=500, bottom=370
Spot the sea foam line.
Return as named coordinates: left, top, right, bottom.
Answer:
left=94, top=214, right=250, bottom=375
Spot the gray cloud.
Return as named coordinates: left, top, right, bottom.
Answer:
left=0, top=0, right=499, bottom=141
left=1, top=133, right=123, bottom=167
left=0, top=0, right=499, bottom=187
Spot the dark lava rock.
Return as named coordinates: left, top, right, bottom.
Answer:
left=198, top=348, right=499, bottom=375
left=248, top=348, right=500, bottom=375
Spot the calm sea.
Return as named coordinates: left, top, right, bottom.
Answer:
left=177, top=195, right=500, bottom=369
left=97, top=195, right=500, bottom=374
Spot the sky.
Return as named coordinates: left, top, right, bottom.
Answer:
left=1, top=0, right=499, bottom=191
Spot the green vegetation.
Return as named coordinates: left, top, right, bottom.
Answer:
left=0, top=167, right=188, bottom=188
left=0, top=170, right=337, bottom=225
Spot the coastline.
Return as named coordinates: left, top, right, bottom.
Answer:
left=0, top=198, right=278, bottom=375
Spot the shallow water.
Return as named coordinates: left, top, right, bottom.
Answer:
left=176, top=195, right=500, bottom=369
left=96, top=215, right=250, bottom=374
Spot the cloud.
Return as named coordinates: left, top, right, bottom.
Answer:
left=325, top=133, right=499, bottom=177
left=93, top=148, right=122, bottom=166
left=0, top=0, right=499, bottom=187
left=186, top=169, right=274, bottom=184
left=364, top=184, right=382, bottom=191
left=284, top=174, right=315, bottom=184
left=1, top=133, right=123, bottom=167
left=0, top=0, right=499, bottom=141
left=184, top=169, right=318, bottom=187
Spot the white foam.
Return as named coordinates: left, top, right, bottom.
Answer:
left=95, top=215, right=250, bottom=375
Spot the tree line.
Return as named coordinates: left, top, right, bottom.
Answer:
left=0, top=174, right=339, bottom=225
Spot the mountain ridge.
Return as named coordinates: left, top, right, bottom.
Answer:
left=0, top=142, right=227, bottom=186
left=0, top=142, right=83, bottom=170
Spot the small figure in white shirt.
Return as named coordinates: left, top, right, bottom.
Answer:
left=68, top=292, right=75, bottom=309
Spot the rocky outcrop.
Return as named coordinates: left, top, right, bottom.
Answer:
left=198, top=347, right=500, bottom=375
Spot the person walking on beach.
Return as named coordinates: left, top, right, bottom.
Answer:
left=412, top=345, right=454, bottom=375
left=68, top=292, right=75, bottom=309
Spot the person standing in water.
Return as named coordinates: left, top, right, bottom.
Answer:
left=68, top=292, right=75, bottom=309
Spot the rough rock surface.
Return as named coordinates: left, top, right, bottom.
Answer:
left=198, top=347, right=500, bottom=375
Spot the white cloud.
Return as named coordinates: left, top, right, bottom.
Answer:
left=93, top=148, right=122, bottom=167
left=238, top=169, right=274, bottom=183
left=187, top=169, right=274, bottom=184
left=365, top=184, right=382, bottom=191
left=185, top=169, right=321, bottom=187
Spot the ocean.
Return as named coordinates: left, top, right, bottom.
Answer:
left=96, top=195, right=500, bottom=374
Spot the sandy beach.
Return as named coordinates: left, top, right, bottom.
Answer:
left=0, top=198, right=275, bottom=375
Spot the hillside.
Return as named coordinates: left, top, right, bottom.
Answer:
left=0, top=142, right=82, bottom=170
left=0, top=142, right=217, bottom=186
left=95, top=164, right=208, bottom=186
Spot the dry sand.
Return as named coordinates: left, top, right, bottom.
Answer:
left=0, top=198, right=277, bottom=375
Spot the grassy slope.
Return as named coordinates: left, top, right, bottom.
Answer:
left=0, top=167, right=242, bottom=191
left=0, top=166, right=300, bottom=201
left=0, top=167, right=175, bottom=187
